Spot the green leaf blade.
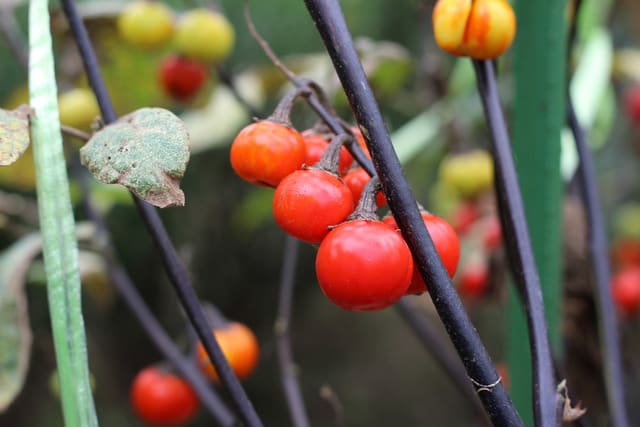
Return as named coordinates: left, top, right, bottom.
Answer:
left=28, top=0, right=98, bottom=426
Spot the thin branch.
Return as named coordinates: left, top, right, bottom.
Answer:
left=302, top=1, right=522, bottom=425
left=471, top=59, right=557, bottom=427
left=568, top=96, right=629, bottom=427
left=274, top=236, right=310, bottom=427
left=215, top=64, right=263, bottom=119
left=60, top=124, right=91, bottom=141
left=58, top=1, right=263, bottom=425
left=243, top=1, right=371, bottom=170
left=0, top=6, right=28, bottom=69
left=394, top=299, right=491, bottom=426
left=243, top=1, right=298, bottom=83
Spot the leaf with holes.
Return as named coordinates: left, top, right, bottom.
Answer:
left=0, top=105, right=33, bottom=166
left=80, top=108, right=190, bottom=208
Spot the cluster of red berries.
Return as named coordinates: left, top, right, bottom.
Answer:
left=230, top=111, right=460, bottom=312
left=117, top=1, right=235, bottom=101
left=130, top=320, right=259, bottom=425
left=432, top=149, right=504, bottom=300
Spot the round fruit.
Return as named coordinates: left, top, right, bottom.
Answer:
left=301, top=131, right=352, bottom=175
left=130, top=366, right=199, bottom=426
left=439, top=149, right=494, bottom=198
left=343, top=168, right=386, bottom=207
left=624, top=84, right=640, bottom=125
left=159, top=55, right=208, bottom=101
left=611, top=239, right=640, bottom=269
left=316, top=219, right=413, bottom=311
left=351, top=127, right=370, bottom=158
left=483, top=214, right=503, bottom=252
left=433, top=0, right=516, bottom=60
left=611, top=267, right=640, bottom=316
left=117, top=1, right=174, bottom=49
left=457, top=261, right=489, bottom=299
left=58, top=88, right=100, bottom=131
left=273, top=169, right=354, bottom=243
left=384, top=212, right=460, bottom=294
left=195, top=322, right=259, bottom=383
left=451, top=201, right=480, bottom=235
left=174, top=8, right=235, bottom=63
left=230, top=121, right=306, bottom=187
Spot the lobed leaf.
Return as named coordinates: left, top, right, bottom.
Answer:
left=0, top=105, right=33, bottom=166
left=80, top=108, right=190, bottom=208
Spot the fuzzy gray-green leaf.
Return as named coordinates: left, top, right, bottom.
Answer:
left=80, top=108, right=190, bottom=208
left=0, top=105, right=32, bottom=166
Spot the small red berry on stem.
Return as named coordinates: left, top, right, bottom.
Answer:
left=273, top=134, right=355, bottom=243
left=384, top=209, right=460, bottom=295
left=344, top=167, right=386, bottom=207
left=624, top=84, right=640, bottom=125
left=457, top=259, right=490, bottom=299
left=159, top=55, right=208, bottom=101
left=611, top=266, right=640, bottom=317
left=130, top=366, right=199, bottom=426
left=230, top=88, right=308, bottom=187
left=301, top=129, right=353, bottom=174
left=315, top=177, right=413, bottom=311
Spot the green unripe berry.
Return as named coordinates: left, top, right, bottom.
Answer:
left=174, top=8, right=235, bottom=63
left=117, top=1, right=174, bottom=49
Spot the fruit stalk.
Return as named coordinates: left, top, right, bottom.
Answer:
left=471, top=59, right=557, bottom=427
left=302, top=0, right=522, bottom=424
left=59, top=1, right=263, bottom=426
left=568, top=96, right=629, bottom=427
left=275, top=236, right=311, bottom=427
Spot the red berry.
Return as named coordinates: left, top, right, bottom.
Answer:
left=457, top=261, right=489, bottom=299
left=383, top=212, right=460, bottom=294
left=316, top=219, right=413, bottom=311
left=611, top=267, right=640, bottom=316
left=273, top=169, right=354, bottom=243
left=159, top=55, right=207, bottom=101
left=351, top=127, right=370, bottom=158
left=624, top=84, right=640, bottom=125
left=301, top=131, right=352, bottom=175
left=343, top=168, right=386, bottom=207
left=611, top=239, right=640, bottom=269
left=130, top=366, right=199, bottom=426
left=230, top=121, right=306, bottom=187
left=452, top=201, right=480, bottom=235
left=483, top=214, right=503, bottom=252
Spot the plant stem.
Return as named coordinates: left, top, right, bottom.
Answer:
left=70, top=158, right=236, bottom=427
left=472, top=59, right=557, bottom=427
left=28, top=0, right=96, bottom=425
left=59, top=1, right=263, bottom=425
left=215, top=64, right=263, bottom=119
left=302, top=1, right=522, bottom=425
left=0, top=6, right=28, bottom=69
left=275, top=236, right=310, bottom=427
left=394, top=299, right=490, bottom=426
left=568, top=96, right=629, bottom=427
